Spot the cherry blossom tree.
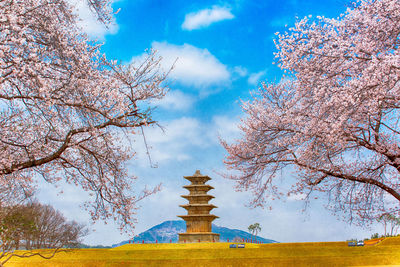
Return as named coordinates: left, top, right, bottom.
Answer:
left=0, top=0, right=168, bottom=232
left=223, top=0, right=400, bottom=223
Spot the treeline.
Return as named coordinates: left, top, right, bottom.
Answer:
left=0, top=202, right=87, bottom=251
left=72, top=244, right=111, bottom=249
left=370, top=233, right=400, bottom=239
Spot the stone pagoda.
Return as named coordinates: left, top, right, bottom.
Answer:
left=178, top=170, right=220, bottom=243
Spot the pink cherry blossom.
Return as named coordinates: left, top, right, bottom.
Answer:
left=223, top=0, right=400, bottom=223
left=0, top=0, right=167, bottom=233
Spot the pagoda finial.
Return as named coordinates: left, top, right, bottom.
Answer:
left=194, top=170, right=201, bottom=176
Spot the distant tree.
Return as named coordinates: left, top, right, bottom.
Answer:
left=222, top=0, right=400, bottom=223
left=378, top=213, right=400, bottom=237
left=23, top=202, right=88, bottom=249
left=248, top=223, right=261, bottom=241
left=0, top=0, right=168, bottom=233
left=0, top=205, right=35, bottom=253
left=0, top=202, right=87, bottom=266
left=0, top=204, right=48, bottom=266
left=370, top=233, right=380, bottom=239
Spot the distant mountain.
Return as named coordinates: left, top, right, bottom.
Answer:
left=112, top=220, right=278, bottom=247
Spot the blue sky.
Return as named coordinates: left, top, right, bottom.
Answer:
left=37, top=0, right=384, bottom=245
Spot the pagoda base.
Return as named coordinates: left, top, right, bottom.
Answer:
left=178, top=232, right=220, bottom=243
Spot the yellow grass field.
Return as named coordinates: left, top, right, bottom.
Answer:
left=5, top=237, right=400, bottom=267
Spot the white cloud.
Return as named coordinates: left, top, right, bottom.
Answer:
left=248, top=70, right=266, bottom=85
left=232, top=66, right=248, bottom=78
left=182, top=6, right=234, bottom=31
left=211, top=115, right=241, bottom=143
left=131, top=113, right=241, bottom=168
left=133, top=42, right=230, bottom=89
left=153, top=90, right=195, bottom=111
left=68, top=0, right=119, bottom=39
left=133, top=117, right=209, bottom=166
left=147, top=117, right=204, bottom=146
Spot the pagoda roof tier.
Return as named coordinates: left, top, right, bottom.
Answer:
left=179, top=204, right=217, bottom=209
left=181, top=194, right=214, bottom=202
left=184, top=170, right=211, bottom=184
left=178, top=214, right=219, bottom=220
left=180, top=204, right=217, bottom=215
left=183, top=184, right=214, bottom=193
left=183, top=184, right=214, bottom=190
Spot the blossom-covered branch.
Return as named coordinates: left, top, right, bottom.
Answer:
left=223, top=0, right=400, bottom=222
left=0, top=0, right=168, bottom=232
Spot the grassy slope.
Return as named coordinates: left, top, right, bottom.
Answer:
left=6, top=237, right=400, bottom=267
